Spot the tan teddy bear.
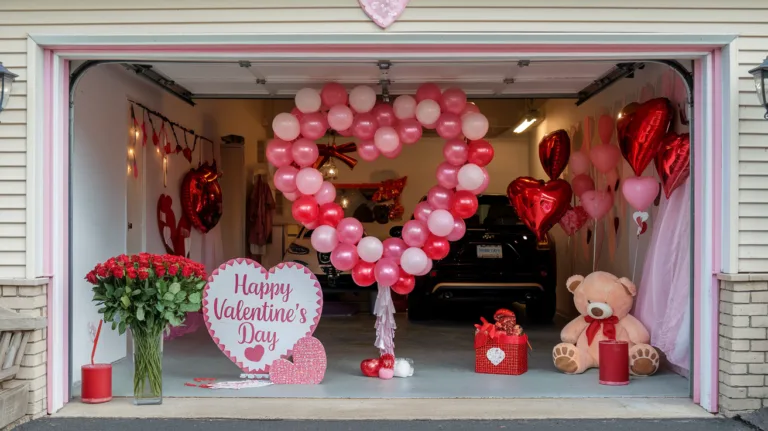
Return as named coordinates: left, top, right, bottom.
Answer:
left=552, top=271, right=660, bottom=376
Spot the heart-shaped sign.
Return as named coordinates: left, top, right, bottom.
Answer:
left=270, top=336, right=327, bottom=385
left=655, top=132, right=690, bottom=199
left=181, top=162, right=223, bottom=233
left=486, top=347, right=506, bottom=366
left=619, top=97, right=673, bottom=176
left=203, top=259, right=323, bottom=374
left=358, top=0, right=410, bottom=29
left=508, top=178, right=572, bottom=241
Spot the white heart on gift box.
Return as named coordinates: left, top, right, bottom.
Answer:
left=486, top=347, right=505, bottom=366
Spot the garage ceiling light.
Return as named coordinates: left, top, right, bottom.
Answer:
left=513, top=110, right=541, bottom=134
left=0, top=62, right=18, bottom=114
left=749, top=56, right=768, bottom=120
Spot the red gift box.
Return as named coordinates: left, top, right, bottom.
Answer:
left=474, top=315, right=528, bottom=375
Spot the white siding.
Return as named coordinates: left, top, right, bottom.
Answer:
left=0, top=0, right=766, bottom=276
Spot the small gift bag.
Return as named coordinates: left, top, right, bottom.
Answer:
left=474, top=309, right=529, bottom=375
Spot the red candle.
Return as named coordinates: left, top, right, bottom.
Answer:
left=81, top=363, right=112, bottom=403
left=598, top=340, right=629, bottom=386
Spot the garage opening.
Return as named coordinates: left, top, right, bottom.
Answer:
left=69, top=57, right=692, bottom=400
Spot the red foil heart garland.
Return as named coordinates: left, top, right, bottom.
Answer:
left=655, top=132, right=690, bottom=199
left=618, top=98, right=673, bottom=176
left=538, top=129, right=571, bottom=180
left=507, top=178, right=573, bottom=241
left=181, top=161, right=223, bottom=233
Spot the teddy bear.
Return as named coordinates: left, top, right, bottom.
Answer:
left=552, top=271, right=660, bottom=376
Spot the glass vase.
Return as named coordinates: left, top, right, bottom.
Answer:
left=130, top=325, right=164, bottom=405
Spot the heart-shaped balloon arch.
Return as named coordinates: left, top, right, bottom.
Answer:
left=267, top=83, right=493, bottom=366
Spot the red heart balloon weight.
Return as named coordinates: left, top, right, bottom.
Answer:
left=360, top=358, right=381, bottom=377
left=654, top=132, right=690, bottom=199
left=538, top=129, right=571, bottom=180
left=619, top=98, right=673, bottom=176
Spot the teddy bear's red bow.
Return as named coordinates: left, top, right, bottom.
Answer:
left=584, top=316, right=619, bottom=346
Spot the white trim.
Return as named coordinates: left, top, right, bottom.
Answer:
left=25, top=38, right=44, bottom=279
left=722, top=40, right=740, bottom=274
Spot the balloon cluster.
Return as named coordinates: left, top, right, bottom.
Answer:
left=267, top=82, right=494, bottom=292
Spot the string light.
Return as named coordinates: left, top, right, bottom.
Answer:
left=319, top=158, right=339, bottom=180
left=339, top=196, right=350, bottom=209
left=128, top=148, right=134, bottom=156
left=156, top=147, right=160, bottom=154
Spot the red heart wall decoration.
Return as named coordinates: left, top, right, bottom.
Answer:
left=157, top=194, right=191, bottom=257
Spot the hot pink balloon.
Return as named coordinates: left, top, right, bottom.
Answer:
left=569, top=152, right=591, bottom=176
left=291, top=138, right=319, bottom=167
left=446, top=216, right=466, bottom=241
left=266, top=139, right=293, bottom=167
left=571, top=174, right=595, bottom=198
left=396, top=118, right=423, bottom=145
left=443, top=139, right=469, bottom=166
left=413, top=201, right=434, bottom=223
left=336, top=217, right=364, bottom=245
left=436, top=112, right=462, bottom=139
left=357, top=140, right=380, bottom=162
left=327, top=105, right=354, bottom=132
left=374, top=126, right=400, bottom=153
left=590, top=144, right=622, bottom=174
left=357, top=236, right=384, bottom=263
left=272, top=112, right=300, bottom=141
left=415, top=258, right=433, bottom=276
left=436, top=162, right=459, bottom=189
left=427, top=185, right=455, bottom=210
left=416, top=99, right=441, bottom=126
left=330, top=243, right=359, bottom=271
left=352, top=112, right=378, bottom=140
left=416, top=83, right=442, bottom=103
left=428, top=209, right=455, bottom=237
left=441, top=88, right=467, bottom=115
left=299, top=112, right=327, bottom=140
left=372, top=103, right=397, bottom=127
left=273, top=166, right=299, bottom=193
left=621, top=176, right=660, bottom=211
left=295, top=87, right=321, bottom=114
left=393, top=95, right=417, bottom=120
left=314, top=181, right=337, bottom=205
left=374, top=258, right=400, bottom=286
left=382, top=237, right=407, bottom=260
left=461, top=103, right=481, bottom=118
left=296, top=167, right=324, bottom=195
left=400, top=247, right=429, bottom=276
left=457, top=167, right=489, bottom=195
left=462, top=112, right=489, bottom=141
left=311, top=225, right=339, bottom=253
left=349, top=85, right=377, bottom=113
left=402, top=220, right=429, bottom=248
left=290, top=107, right=304, bottom=123
left=581, top=190, right=614, bottom=220
left=321, top=82, right=348, bottom=107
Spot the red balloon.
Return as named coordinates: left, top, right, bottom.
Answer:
left=506, top=176, right=544, bottom=202
left=379, top=353, right=396, bottom=369
left=619, top=97, right=673, bottom=176
left=391, top=272, right=416, bottom=295
left=507, top=178, right=572, bottom=241
left=360, top=358, right=381, bottom=377
left=351, top=261, right=376, bottom=287
left=352, top=112, right=379, bottom=140
left=422, top=234, right=450, bottom=260
left=616, top=102, right=639, bottom=145
left=655, top=132, right=690, bottom=199
left=181, top=165, right=223, bottom=233
left=291, top=196, right=319, bottom=225
left=451, top=190, right=479, bottom=219
left=467, top=140, right=495, bottom=167
left=538, top=129, right=571, bottom=180
left=318, top=202, right=344, bottom=227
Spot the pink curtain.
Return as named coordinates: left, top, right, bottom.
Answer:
left=633, top=178, right=691, bottom=372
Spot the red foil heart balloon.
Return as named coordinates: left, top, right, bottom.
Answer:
left=506, top=176, right=545, bottom=203
left=616, top=102, right=639, bottom=145
left=538, top=129, right=571, bottom=180
left=508, top=178, right=573, bottom=241
left=619, top=98, right=673, bottom=176
left=360, top=358, right=382, bottom=377
left=181, top=162, right=223, bottom=233
left=655, top=132, right=690, bottom=199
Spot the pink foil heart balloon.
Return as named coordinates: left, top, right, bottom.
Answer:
left=358, top=0, right=411, bottom=28
left=621, top=176, right=660, bottom=211
left=581, top=190, right=614, bottom=220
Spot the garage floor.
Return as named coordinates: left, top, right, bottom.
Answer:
left=84, top=314, right=689, bottom=399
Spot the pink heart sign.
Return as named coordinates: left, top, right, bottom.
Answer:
left=270, top=336, right=327, bottom=385
left=203, top=259, right=323, bottom=374
left=359, top=0, right=410, bottom=29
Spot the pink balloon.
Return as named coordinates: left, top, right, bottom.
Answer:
left=393, top=95, right=417, bottom=120
left=273, top=166, right=299, bottom=193
left=295, top=87, right=321, bottom=114
left=336, top=217, right=364, bottom=245
left=462, top=112, right=489, bottom=141
left=396, top=118, right=423, bottom=145
left=374, top=258, right=400, bottom=286
left=266, top=139, right=293, bottom=167
left=416, top=99, right=441, bottom=126
left=349, top=85, right=376, bottom=113
left=446, top=216, right=466, bottom=241
left=436, top=162, right=459, bottom=189
left=311, top=225, right=339, bottom=253
left=296, top=167, right=324, bottom=195
left=571, top=174, right=595, bottom=198
left=427, top=185, right=455, bottom=210
left=314, top=181, right=337, bottom=205
left=415, top=258, right=433, bottom=276
left=381, top=144, right=403, bottom=159
left=569, top=152, right=591, bottom=176
left=327, top=105, right=354, bottom=132
left=330, top=243, right=359, bottom=271
left=291, top=138, right=319, bottom=167
left=299, top=112, right=327, bottom=140
left=352, top=112, right=379, bottom=140
left=337, top=127, right=353, bottom=137
left=457, top=167, right=489, bottom=195
left=457, top=163, right=484, bottom=190
left=402, top=220, right=429, bottom=248
left=321, top=82, right=348, bottom=107
left=413, top=201, right=434, bottom=222
left=441, top=88, right=468, bottom=115
left=283, top=190, right=300, bottom=202
left=443, top=139, right=469, bottom=166
left=416, top=83, right=442, bottom=103
left=621, top=176, right=660, bottom=211
left=423, top=121, right=437, bottom=130
left=382, top=237, right=407, bottom=260
left=461, top=103, right=481, bottom=118
left=428, top=209, right=455, bottom=237
left=590, top=144, right=622, bottom=174
left=272, top=112, right=300, bottom=141
left=357, top=236, right=384, bottom=263
left=581, top=190, right=614, bottom=220
left=374, top=126, right=400, bottom=153
left=291, top=107, right=304, bottom=123
left=400, top=247, right=429, bottom=276
left=357, top=140, right=380, bottom=162
left=372, top=103, right=397, bottom=127
left=436, top=112, right=462, bottom=139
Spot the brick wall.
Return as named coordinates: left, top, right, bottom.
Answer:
left=0, top=279, right=49, bottom=424
left=719, top=278, right=768, bottom=416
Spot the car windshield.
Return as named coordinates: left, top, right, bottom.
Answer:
left=465, top=196, right=521, bottom=229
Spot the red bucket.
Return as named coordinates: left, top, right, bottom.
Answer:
left=598, top=340, right=629, bottom=386
left=81, top=363, right=113, bottom=403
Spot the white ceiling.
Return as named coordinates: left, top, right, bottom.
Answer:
left=142, top=60, right=618, bottom=98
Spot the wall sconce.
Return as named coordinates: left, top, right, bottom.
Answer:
left=749, top=56, right=768, bottom=120
left=0, top=62, right=18, bottom=115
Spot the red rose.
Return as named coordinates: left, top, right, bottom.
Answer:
left=181, top=266, right=193, bottom=278
left=169, top=265, right=179, bottom=276
left=118, top=254, right=129, bottom=264
left=111, top=266, right=125, bottom=278
left=138, top=268, right=149, bottom=281
left=126, top=268, right=138, bottom=279
left=96, top=265, right=108, bottom=278
left=155, top=265, right=166, bottom=277
left=85, top=271, right=98, bottom=284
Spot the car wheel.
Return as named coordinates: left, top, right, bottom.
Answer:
left=526, top=292, right=556, bottom=324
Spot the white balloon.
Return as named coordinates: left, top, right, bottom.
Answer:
left=349, top=85, right=377, bottom=113
left=295, top=88, right=321, bottom=114
left=393, top=95, right=417, bottom=120
left=311, top=225, right=339, bottom=253
left=400, top=247, right=429, bottom=275
left=415, top=99, right=441, bottom=126
left=427, top=209, right=455, bottom=237
left=357, top=236, right=384, bottom=263
left=296, top=167, right=324, bottom=195
left=457, top=163, right=484, bottom=191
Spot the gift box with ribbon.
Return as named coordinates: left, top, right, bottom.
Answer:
left=474, top=309, right=529, bottom=376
